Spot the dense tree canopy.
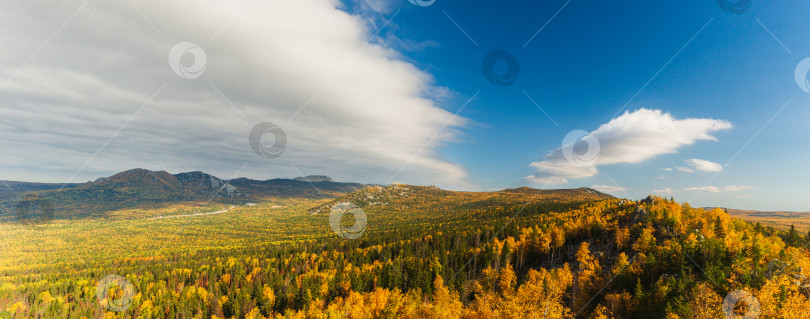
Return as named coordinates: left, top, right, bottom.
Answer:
left=1, top=186, right=808, bottom=318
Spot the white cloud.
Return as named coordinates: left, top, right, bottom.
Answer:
left=591, top=185, right=629, bottom=193
left=663, top=168, right=673, bottom=171
left=681, top=185, right=754, bottom=193
left=352, top=0, right=396, bottom=14
left=0, top=1, right=473, bottom=188
left=528, top=161, right=597, bottom=184
left=653, top=188, right=675, bottom=195
left=527, top=109, right=732, bottom=183
left=721, top=185, right=755, bottom=192
left=676, top=167, right=695, bottom=173
left=683, top=186, right=722, bottom=193
left=686, top=158, right=723, bottom=172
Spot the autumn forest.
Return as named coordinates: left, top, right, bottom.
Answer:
left=2, top=177, right=810, bottom=319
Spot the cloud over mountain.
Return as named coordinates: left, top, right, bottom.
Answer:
left=528, top=109, right=732, bottom=184
left=0, top=0, right=472, bottom=188
left=653, top=185, right=753, bottom=196
left=683, top=185, right=754, bottom=193
left=591, top=185, right=629, bottom=193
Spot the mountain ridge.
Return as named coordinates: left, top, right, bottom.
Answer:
left=0, top=168, right=367, bottom=219
left=308, top=183, right=615, bottom=215
left=0, top=168, right=618, bottom=222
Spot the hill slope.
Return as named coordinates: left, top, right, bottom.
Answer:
left=309, top=184, right=613, bottom=214
left=0, top=181, right=82, bottom=195
left=0, top=169, right=367, bottom=219
left=0, top=169, right=614, bottom=221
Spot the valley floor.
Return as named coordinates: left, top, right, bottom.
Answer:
left=2, top=187, right=810, bottom=318
left=149, top=206, right=237, bottom=220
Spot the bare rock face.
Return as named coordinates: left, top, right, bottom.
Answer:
left=765, top=259, right=810, bottom=292
left=582, top=187, right=598, bottom=195
left=632, top=206, right=648, bottom=223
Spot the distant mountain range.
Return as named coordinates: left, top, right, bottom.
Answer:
left=0, top=180, right=83, bottom=195
left=293, top=175, right=333, bottom=183
left=0, top=168, right=368, bottom=219
left=308, top=184, right=615, bottom=216
left=0, top=168, right=618, bottom=222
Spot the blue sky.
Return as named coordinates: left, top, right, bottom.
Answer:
left=344, top=0, right=810, bottom=211
left=0, top=0, right=808, bottom=211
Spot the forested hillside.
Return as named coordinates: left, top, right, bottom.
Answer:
left=1, top=184, right=809, bottom=318
left=0, top=169, right=367, bottom=220
left=0, top=181, right=82, bottom=195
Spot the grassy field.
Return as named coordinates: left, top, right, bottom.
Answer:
left=713, top=208, right=810, bottom=232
